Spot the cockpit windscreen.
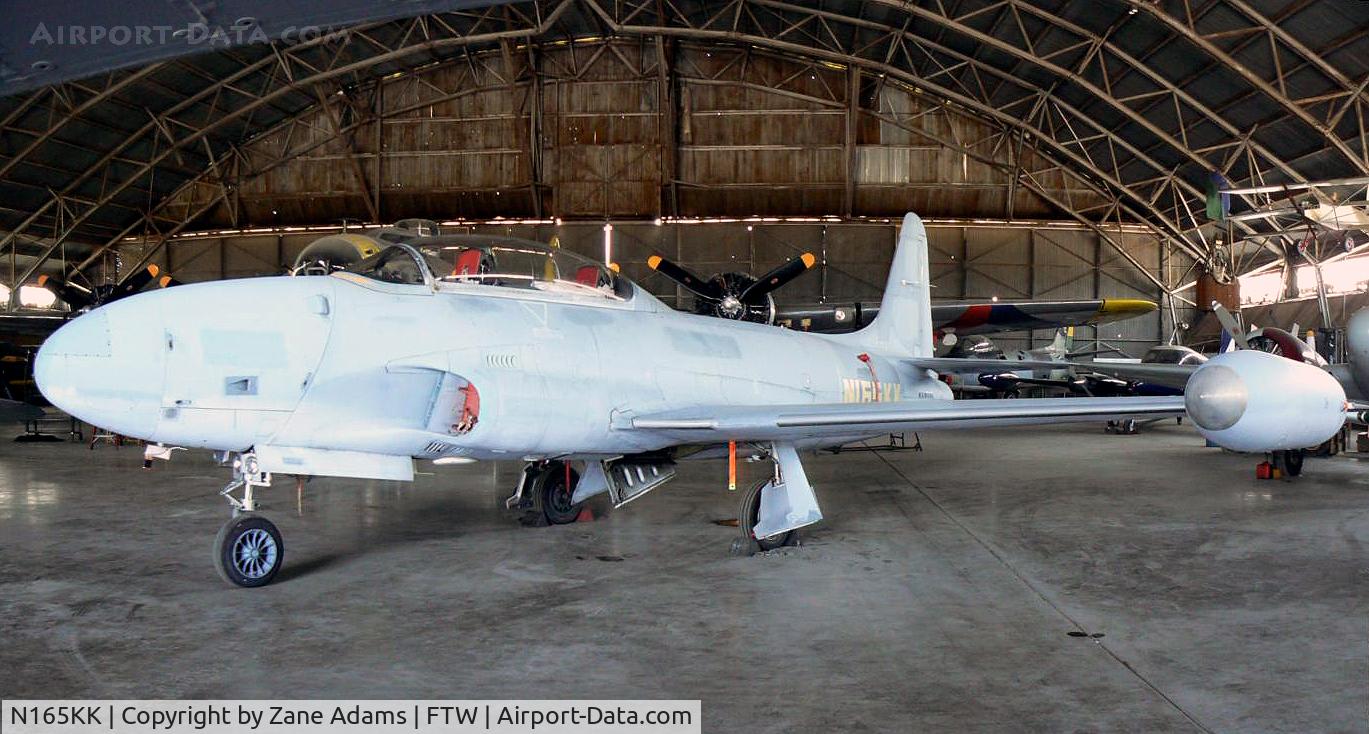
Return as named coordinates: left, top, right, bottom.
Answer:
left=419, top=241, right=632, bottom=300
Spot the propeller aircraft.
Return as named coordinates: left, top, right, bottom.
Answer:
left=643, top=249, right=1157, bottom=336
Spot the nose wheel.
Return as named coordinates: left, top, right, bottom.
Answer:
left=214, top=514, right=284, bottom=588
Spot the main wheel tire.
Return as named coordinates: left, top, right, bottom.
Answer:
left=740, top=478, right=796, bottom=552
left=1285, top=449, right=1305, bottom=477
left=533, top=461, right=583, bottom=525
left=214, top=514, right=284, bottom=588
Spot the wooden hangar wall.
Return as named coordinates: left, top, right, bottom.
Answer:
left=114, top=220, right=1193, bottom=355
left=152, top=40, right=1121, bottom=226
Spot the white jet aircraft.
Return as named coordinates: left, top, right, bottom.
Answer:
left=34, top=214, right=1348, bottom=587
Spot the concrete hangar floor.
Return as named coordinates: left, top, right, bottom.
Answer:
left=0, top=421, right=1363, bottom=731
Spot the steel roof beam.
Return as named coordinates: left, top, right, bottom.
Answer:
left=1, top=4, right=561, bottom=290
left=0, top=65, right=166, bottom=184
left=1136, top=1, right=1367, bottom=173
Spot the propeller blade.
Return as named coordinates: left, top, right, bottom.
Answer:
left=157, top=274, right=181, bottom=288
left=1211, top=301, right=1249, bottom=350
left=36, top=272, right=95, bottom=309
left=107, top=264, right=160, bottom=301
left=739, top=253, right=817, bottom=303
left=646, top=255, right=725, bottom=300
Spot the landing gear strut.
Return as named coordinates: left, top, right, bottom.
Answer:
left=510, top=460, right=585, bottom=526
left=214, top=452, right=284, bottom=587
left=1270, top=448, right=1305, bottom=477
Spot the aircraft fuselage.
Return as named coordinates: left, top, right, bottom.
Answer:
left=36, top=273, right=951, bottom=464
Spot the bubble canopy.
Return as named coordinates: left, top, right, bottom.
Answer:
left=344, top=235, right=632, bottom=301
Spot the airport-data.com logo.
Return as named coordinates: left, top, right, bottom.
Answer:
left=28, top=22, right=348, bottom=48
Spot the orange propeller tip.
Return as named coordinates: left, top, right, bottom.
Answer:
left=608, top=262, right=621, bottom=273
left=647, top=255, right=663, bottom=269
left=158, top=276, right=173, bottom=288
left=800, top=252, right=817, bottom=268
left=147, top=264, right=160, bottom=277
left=36, top=274, right=49, bottom=285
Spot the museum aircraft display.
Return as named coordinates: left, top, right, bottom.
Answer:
left=961, top=339, right=1197, bottom=398
left=776, top=298, right=1158, bottom=337
left=33, top=214, right=1349, bottom=587
left=643, top=250, right=1157, bottom=335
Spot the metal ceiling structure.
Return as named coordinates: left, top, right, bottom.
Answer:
left=0, top=0, right=1364, bottom=299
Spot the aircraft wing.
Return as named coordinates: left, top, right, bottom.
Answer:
left=1072, top=362, right=1196, bottom=389
left=628, top=396, right=1184, bottom=442
left=933, top=299, right=1156, bottom=335
left=776, top=299, right=1156, bottom=335
left=907, top=357, right=1066, bottom=372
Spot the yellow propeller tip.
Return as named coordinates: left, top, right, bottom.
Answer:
left=608, top=262, right=621, bottom=273
left=647, top=255, right=663, bottom=269
left=801, top=253, right=817, bottom=268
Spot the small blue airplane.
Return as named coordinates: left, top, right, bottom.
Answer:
left=34, top=214, right=1348, bottom=587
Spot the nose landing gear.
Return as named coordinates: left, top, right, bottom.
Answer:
left=214, top=452, right=284, bottom=587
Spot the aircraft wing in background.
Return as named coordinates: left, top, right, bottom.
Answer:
left=1072, top=362, right=1196, bottom=390
left=776, top=298, right=1157, bottom=336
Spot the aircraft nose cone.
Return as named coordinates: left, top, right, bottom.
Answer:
left=35, top=309, right=112, bottom=393
left=1184, top=364, right=1247, bottom=431
left=35, top=303, right=163, bottom=439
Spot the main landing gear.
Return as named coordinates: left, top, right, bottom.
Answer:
left=508, top=460, right=585, bottom=526
left=736, top=477, right=798, bottom=552
left=732, top=443, right=820, bottom=555
left=214, top=452, right=284, bottom=588
left=1270, top=448, right=1305, bottom=477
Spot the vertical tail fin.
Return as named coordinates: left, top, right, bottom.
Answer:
left=1051, top=329, right=1069, bottom=355
left=832, top=213, right=932, bottom=358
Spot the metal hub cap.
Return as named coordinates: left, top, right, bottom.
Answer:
left=232, top=529, right=278, bottom=579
